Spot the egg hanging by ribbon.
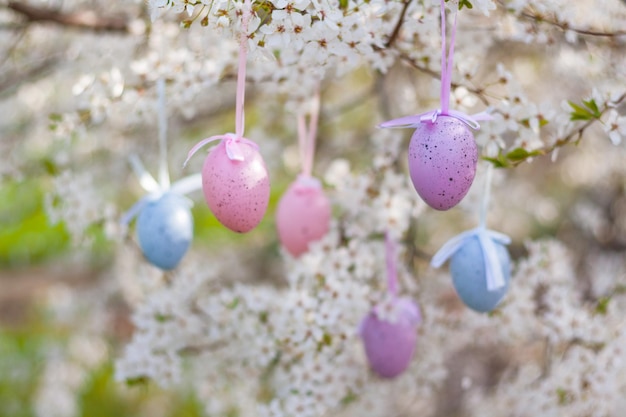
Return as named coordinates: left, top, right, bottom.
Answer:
left=136, top=192, right=193, bottom=270
left=359, top=298, right=422, bottom=378
left=450, top=235, right=511, bottom=313
left=198, top=137, right=270, bottom=233
left=276, top=176, right=331, bottom=257
left=408, top=116, right=478, bottom=210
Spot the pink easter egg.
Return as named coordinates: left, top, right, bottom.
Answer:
left=276, top=176, right=331, bottom=257
left=408, top=116, right=478, bottom=211
left=202, top=140, right=270, bottom=233
left=359, top=298, right=421, bottom=378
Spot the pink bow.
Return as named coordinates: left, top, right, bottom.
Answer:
left=183, top=133, right=260, bottom=167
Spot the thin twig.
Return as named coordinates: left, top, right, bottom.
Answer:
left=385, top=0, right=412, bottom=48
left=6, top=1, right=130, bottom=33
left=397, top=53, right=492, bottom=106
left=497, top=1, right=626, bottom=38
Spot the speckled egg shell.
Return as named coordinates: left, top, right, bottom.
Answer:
left=276, top=180, right=331, bottom=257
left=408, top=116, right=478, bottom=210
left=450, top=236, right=511, bottom=313
left=359, top=299, right=421, bottom=378
left=202, top=141, right=270, bottom=233
left=136, top=192, right=193, bottom=270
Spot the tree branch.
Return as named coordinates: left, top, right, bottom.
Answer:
left=385, top=0, right=412, bottom=48
left=0, top=57, right=59, bottom=97
left=6, top=1, right=131, bottom=33
left=496, top=1, right=626, bottom=39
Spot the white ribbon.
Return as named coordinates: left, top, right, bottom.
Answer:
left=431, top=227, right=511, bottom=291
left=121, top=158, right=202, bottom=227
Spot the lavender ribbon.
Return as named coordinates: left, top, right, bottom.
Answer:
left=379, top=108, right=493, bottom=131
left=431, top=227, right=511, bottom=291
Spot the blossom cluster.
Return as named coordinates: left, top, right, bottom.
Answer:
left=5, top=0, right=624, bottom=416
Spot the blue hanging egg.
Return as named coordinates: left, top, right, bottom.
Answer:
left=450, top=235, right=511, bottom=312
left=136, top=192, right=193, bottom=270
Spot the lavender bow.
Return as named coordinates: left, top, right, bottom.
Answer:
left=379, top=108, right=493, bottom=131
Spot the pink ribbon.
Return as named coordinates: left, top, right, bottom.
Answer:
left=379, top=1, right=492, bottom=132
left=183, top=133, right=260, bottom=167
left=385, top=231, right=399, bottom=298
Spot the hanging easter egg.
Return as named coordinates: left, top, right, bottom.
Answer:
left=408, top=116, right=478, bottom=211
left=200, top=138, right=270, bottom=233
left=136, top=192, right=193, bottom=270
left=276, top=176, right=331, bottom=257
left=359, top=298, right=421, bottom=378
left=450, top=235, right=511, bottom=313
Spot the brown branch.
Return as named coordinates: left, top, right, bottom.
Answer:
left=496, top=1, right=626, bottom=38
left=0, top=56, right=59, bottom=97
left=6, top=1, right=131, bottom=33
left=520, top=10, right=626, bottom=38
left=397, top=53, right=492, bottom=106
left=385, top=0, right=412, bottom=48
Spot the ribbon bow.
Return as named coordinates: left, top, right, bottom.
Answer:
left=183, top=133, right=260, bottom=167
left=379, top=108, right=493, bottom=131
left=121, top=154, right=202, bottom=226
left=431, top=227, right=511, bottom=291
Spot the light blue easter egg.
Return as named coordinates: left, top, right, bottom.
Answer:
left=137, top=192, right=193, bottom=270
left=450, top=235, right=511, bottom=313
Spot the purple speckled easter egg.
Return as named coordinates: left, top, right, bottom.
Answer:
left=408, top=116, right=478, bottom=211
left=276, top=177, right=331, bottom=257
left=202, top=140, right=270, bottom=233
left=359, top=298, right=421, bottom=378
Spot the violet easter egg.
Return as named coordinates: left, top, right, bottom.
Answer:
left=359, top=298, right=421, bottom=378
left=202, top=140, right=270, bottom=233
left=408, top=116, right=478, bottom=211
left=450, top=236, right=511, bottom=313
left=275, top=178, right=331, bottom=257
left=136, top=192, right=193, bottom=270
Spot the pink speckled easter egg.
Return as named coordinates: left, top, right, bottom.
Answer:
left=359, top=298, right=421, bottom=378
left=202, top=140, right=270, bottom=233
left=276, top=176, right=331, bottom=257
left=408, top=116, right=478, bottom=211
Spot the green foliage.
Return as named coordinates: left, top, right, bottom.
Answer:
left=0, top=313, right=206, bottom=417
left=446, top=0, right=473, bottom=9
left=0, top=179, right=70, bottom=268
left=595, top=296, right=611, bottom=315
left=483, top=147, right=544, bottom=168
left=568, top=99, right=602, bottom=121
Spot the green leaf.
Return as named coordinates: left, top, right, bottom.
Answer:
left=482, top=155, right=510, bottom=168
left=595, top=296, right=610, bottom=315
left=582, top=98, right=601, bottom=118
left=459, top=0, right=473, bottom=9
left=49, top=113, right=63, bottom=122
left=226, top=297, right=240, bottom=309
left=339, top=0, right=349, bottom=9
left=125, top=376, right=150, bottom=386
left=505, top=147, right=542, bottom=162
left=568, top=99, right=602, bottom=121
left=568, top=100, right=593, bottom=121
